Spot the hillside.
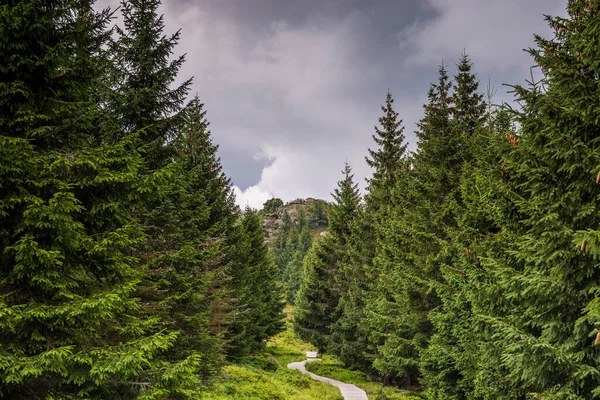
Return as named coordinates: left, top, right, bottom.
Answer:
left=262, top=197, right=330, bottom=242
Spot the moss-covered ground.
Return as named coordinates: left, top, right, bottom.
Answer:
left=305, top=355, right=426, bottom=400
left=200, top=307, right=427, bottom=400
left=200, top=309, right=342, bottom=399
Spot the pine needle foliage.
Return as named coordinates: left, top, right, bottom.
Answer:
left=328, top=93, right=408, bottom=375
left=473, top=2, right=600, bottom=397
left=227, top=208, right=285, bottom=357
left=0, top=1, right=176, bottom=397
left=365, top=91, right=408, bottom=210
left=294, top=162, right=361, bottom=353
left=107, top=0, right=192, bottom=169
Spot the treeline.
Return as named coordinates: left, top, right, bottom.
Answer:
left=293, top=2, right=600, bottom=399
left=267, top=200, right=329, bottom=303
left=0, top=1, right=283, bottom=398
left=273, top=209, right=313, bottom=303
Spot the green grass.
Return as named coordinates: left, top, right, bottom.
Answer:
left=264, top=310, right=319, bottom=365
left=200, top=307, right=426, bottom=400
left=305, top=356, right=426, bottom=400
left=200, top=308, right=343, bottom=400
left=201, top=364, right=343, bottom=400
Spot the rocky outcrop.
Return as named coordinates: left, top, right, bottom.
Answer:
left=262, top=212, right=283, bottom=239
left=261, top=197, right=328, bottom=241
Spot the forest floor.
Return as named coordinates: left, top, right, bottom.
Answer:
left=200, top=308, right=343, bottom=399
left=288, top=356, right=368, bottom=399
left=202, top=307, right=425, bottom=400
left=304, top=355, right=426, bottom=400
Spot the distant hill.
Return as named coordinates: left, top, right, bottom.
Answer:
left=261, top=197, right=329, bottom=241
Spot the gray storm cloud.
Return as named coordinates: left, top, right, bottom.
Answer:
left=95, top=0, right=566, bottom=208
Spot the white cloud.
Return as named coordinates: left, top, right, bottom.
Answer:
left=233, top=144, right=362, bottom=208
left=233, top=185, right=273, bottom=210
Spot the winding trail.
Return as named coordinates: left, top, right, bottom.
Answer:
left=287, top=351, right=368, bottom=400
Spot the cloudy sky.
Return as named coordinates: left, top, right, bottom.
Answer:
left=97, top=0, right=567, bottom=209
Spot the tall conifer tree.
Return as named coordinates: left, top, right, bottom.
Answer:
left=274, top=210, right=293, bottom=278
left=420, top=104, right=509, bottom=400
left=330, top=92, right=408, bottom=372
left=365, top=91, right=408, bottom=209
left=475, top=2, right=600, bottom=397
left=0, top=2, right=175, bottom=397
left=283, top=209, right=313, bottom=303
left=295, top=162, right=360, bottom=353
left=107, top=0, right=191, bottom=168
left=365, top=65, right=454, bottom=386
left=134, top=98, right=239, bottom=393
left=228, top=208, right=284, bottom=356
left=447, top=106, right=523, bottom=399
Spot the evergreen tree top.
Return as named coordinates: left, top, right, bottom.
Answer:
left=365, top=91, right=408, bottom=208
left=366, top=91, right=408, bottom=172
left=333, top=162, right=360, bottom=201
left=329, top=161, right=361, bottom=243
left=109, top=0, right=192, bottom=168
left=451, top=52, right=486, bottom=134
left=416, top=62, right=452, bottom=147
left=177, top=95, right=238, bottom=230
left=115, top=0, right=191, bottom=122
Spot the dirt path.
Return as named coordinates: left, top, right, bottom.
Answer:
left=287, top=351, right=368, bottom=400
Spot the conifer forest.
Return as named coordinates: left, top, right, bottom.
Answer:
left=2, top=0, right=600, bottom=399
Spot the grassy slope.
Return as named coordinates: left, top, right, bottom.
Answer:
left=305, top=356, right=426, bottom=400
left=200, top=311, right=343, bottom=400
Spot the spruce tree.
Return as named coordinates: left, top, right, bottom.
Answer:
left=107, top=0, right=191, bottom=169
left=417, top=55, right=489, bottom=398
left=134, top=98, right=238, bottom=393
left=293, top=237, right=340, bottom=353
left=329, top=93, right=408, bottom=372
left=104, top=0, right=239, bottom=392
left=365, top=65, right=455, bottom=386
left=283, top=209, right=313, bottom=303
left=273, top=210, right=293, bottom=278
left=450, top=52, right=487, bottom=141
left=244, top=207, right=285, bottom=346
left=363, top=156, right=424, bottom=385
left=365, top=91, right=408, bottom=209
left=181, top=97, right=238, bottom=232
left=294, top=162, right=360, bottom=353
left=329, top=163, right=362, bottom=242
left=474, top=2, right=600, bottom=397
left=328, top=208, right=378, bottom=373
left=228, top=208, right=284, bottom=356
left=453, top=106, right=524, bottom=400
left=0, top=2, right=175, bottom=397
